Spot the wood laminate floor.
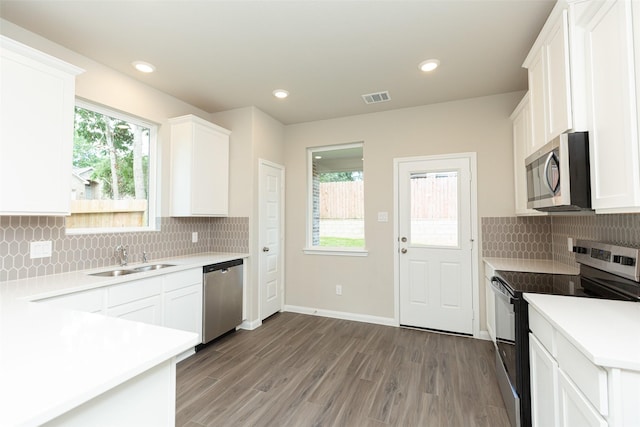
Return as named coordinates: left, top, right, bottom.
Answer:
left=176, top=313, right=511, bottom=427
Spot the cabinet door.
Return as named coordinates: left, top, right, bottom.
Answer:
left=164, top=284, right=202, bottom=343
left=530, top=334, right=560, bottom=427
left=191, top=122, right=229, bottom=215
left=558, top=369, right=607, bottom=427
left=0, top=37, right=82, bottom=215
left=107, top=295, right=162, bottom=326
left=545, top=9, right=573, bottom=141
left=584, top=0, right=640, bottom=211
left=529, top=49, right=547, bottom=154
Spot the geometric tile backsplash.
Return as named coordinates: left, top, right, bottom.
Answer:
left=0, top=216, right=249, bottom=282
left=482, top=213, right=640, bottom=269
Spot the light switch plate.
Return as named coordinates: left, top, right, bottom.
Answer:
left=377, top=212, right=389, bottom=222
left=192, top=232, right=198, bottom=243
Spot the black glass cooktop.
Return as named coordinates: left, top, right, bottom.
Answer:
left=494, top=270, right=585, bottom=296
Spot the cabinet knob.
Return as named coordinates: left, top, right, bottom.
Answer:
left=262, top=247, right=270, bottom=252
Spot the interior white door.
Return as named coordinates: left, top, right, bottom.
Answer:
left=259, top=160, right=285, bottom=320
left=398, top=156, right=474, bottom=335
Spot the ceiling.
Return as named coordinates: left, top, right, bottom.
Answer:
left=0, top=1, right=554, bottom=125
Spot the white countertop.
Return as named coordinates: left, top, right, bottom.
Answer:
left=525, top=293, right=640, bottom=371
left=484, top=257, right=579, bottom=275
left=0, top=251, right=248, bottom=426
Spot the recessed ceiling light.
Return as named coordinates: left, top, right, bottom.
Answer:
left=273, top=89, right=289, bottom=99
left=314, top=155, right=322, bottom=159
left=418, top=59, right=440, bottom=72
left=132, top=61, right=155, bottom=73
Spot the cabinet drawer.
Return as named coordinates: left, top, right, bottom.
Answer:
left=41, top=288, right=105, bottom=313
left=556, top=333, right=608, bottom=415
left=163, top=268, right=202, bottom=292
left=529, top=306, right=556, bottom=356
left=108, top=277, right=163, bottom=308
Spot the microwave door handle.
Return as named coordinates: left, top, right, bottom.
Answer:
left=543, top=152, right=556, bottom=194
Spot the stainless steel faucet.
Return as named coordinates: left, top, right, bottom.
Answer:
left=115, top=244, right=128, bottom=266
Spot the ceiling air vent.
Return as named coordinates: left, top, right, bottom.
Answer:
left=361, top=91, right=391, bottom=105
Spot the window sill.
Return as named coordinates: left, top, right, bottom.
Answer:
left=302, top=247, right=369, bottom=257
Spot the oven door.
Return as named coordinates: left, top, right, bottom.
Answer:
left=490, top=277, right=520, bottom=426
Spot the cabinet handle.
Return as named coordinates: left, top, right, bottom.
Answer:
left=263, top=247, right=270, bottom=252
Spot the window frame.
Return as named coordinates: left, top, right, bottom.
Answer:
left=66, top=99, right=158, bottom=235
left=303, top=142, right=368, bottom=256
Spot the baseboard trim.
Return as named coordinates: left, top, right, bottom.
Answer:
left=477, top=330, right=492, bottom=341
left=283, top=305, right=397, bottom=327
left=238, top=319, right=262, bottom=331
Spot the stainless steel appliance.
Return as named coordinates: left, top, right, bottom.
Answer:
left=490, top=240, right=640, bottom=427
left=201, top=259, right=243, bottom=346
left=525, top=132, right=591, bottom=212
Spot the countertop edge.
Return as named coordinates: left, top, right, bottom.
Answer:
left=524, top=293, right=640, bottom=371
left=483, top=257, right=579, bottom=275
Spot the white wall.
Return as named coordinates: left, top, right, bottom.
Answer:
left=210, top=107, right=285, bottom=324
left=284, top=92, right=521, bottom=327
left=0, top=19, right=213, bottom=217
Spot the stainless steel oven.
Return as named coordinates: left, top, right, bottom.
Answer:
left=490, top=240, right=640, bottom=427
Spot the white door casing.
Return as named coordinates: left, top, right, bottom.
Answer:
left=395, top=154, right=477, bottom=336
left=259, top=159, right=285, bottom=320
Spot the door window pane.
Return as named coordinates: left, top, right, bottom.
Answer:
left=410, top=171, right=458, bottom=247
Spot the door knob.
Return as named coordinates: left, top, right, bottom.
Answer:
left=263, top=247, right=270, bottom=252
left=400, top=237, right=407, bottom=242
left=401, top=248, right=407, bottom=254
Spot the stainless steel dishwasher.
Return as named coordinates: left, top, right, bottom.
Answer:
left=201, top=259, right=243, bottom=345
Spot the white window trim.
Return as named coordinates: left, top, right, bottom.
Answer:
left=66, top=99, right=158, bottom=235
left=305, top=142, right=366, bottom=256
left=303, top=247, right=368, bottom=256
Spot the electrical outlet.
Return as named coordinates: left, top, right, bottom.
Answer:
left=30, top=241, right=52, bottom=259
left=336, top=284, right=342, bottom=296
left=567, top=237, right=573, bottom=252
left=192, top=232, right=198, bottom=243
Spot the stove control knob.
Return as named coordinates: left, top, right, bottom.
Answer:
left=613, top=255, right=636, bottom=266
left=573, top=246, right=588, bottom=254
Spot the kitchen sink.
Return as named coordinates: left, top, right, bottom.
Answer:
left=89, top=269, right=138, bottom=277
left=89, top=263, right=175, bottom=277
left=133, top=264, right=176, bottom=272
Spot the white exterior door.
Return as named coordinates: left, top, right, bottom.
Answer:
left=397, top=155, right=474, bottom=335
left=259, top=160, right=285, bottom=320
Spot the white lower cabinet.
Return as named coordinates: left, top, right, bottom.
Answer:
left=39, top=267, right=204, bottom=353
left=163, top=269, right=203, bottom=343
left=530, top=334, right=559, bottom=427
left=529, top=305, right=612, bottom=427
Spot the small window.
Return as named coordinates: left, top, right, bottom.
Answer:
left=305, top=143, right=366, bottom=255
left=68, top=100, right=156, bottom=233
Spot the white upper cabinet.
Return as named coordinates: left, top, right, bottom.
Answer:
left=572, top=0, right=640, bottom=212
left=0, top=36, right=83, bottom=216
left=511, top=93, right=547, bottom=216
left=169, top=115, right=231, bottom=217
left=524, top=3, right=576, bottom=154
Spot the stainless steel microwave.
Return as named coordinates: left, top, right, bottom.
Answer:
left=525, top=132, right=592, bottom=212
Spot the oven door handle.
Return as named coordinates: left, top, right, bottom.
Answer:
left=490, top=278, right=515, bottom=304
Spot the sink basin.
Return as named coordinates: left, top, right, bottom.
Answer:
left=133, top=264, right=176, bottom=272
left=90, top=269, right=138, bottom=277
